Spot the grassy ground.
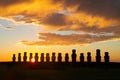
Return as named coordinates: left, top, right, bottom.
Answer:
left=0, top=66, right=120, bottom=80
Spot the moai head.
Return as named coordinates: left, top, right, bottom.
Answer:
left=13, top=54, right=15, bottom=57
left=65, top=53, right=68, bottom=57
left=87, top=52, right=91, bottom=56
left=105, top=52, right=109, bottom=56
left=96, top=49, right=100, bottom=56
left=80, top=53, right=84, bottom=56
left=72, top=49, right=76, bottom=54
left=52, top=52, right=55, bottom=56
left=35, top=53, right=38, bottom=56
left=30, top=53, right=32, bottom=57
left=24, top=52, right=27, bottom=56
left=58, top=53, right=61, bottom=56
left=46, top=53, right=49, bottom=57
left=18, top=53, right=21, bottom=57
left=41, top=53, right=44, bottom=56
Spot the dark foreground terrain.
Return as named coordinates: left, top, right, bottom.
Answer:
left=0, top=62, right=120, bottom=80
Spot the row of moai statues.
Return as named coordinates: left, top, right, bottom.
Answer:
left=12, top=49, right=110, bottom=63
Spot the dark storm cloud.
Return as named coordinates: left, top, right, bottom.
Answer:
left=52, top=0, right=120, bottom=19
left=77, top=0, right=120, bottom=19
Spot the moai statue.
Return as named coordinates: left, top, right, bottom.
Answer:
left=52, top=52, right=56, bottom=63
left=72, top=49, right=77, bottom=63
left=104, top=52, right=110, bottom=63
left=58, top=53, right=62, bottom=63
left=87, top=52, right=91, bottom=63
left=18, top=53, right=21, bottom=62
left=46, top=53, right=50, bottom=62
left=65, top=53, right=69, bottom=63
left=35, top=53, right=38, bottom=62
left=23, top=52, right=27, bottom=62
left=29, top=53, right=33, bottom=62
left=12, top=54, right=16, bottom=62
left=96, top=49, right=101, bottom=63
left=40, top=53, right=44, bottom=62
left=80, top=53, right=84, bottom=63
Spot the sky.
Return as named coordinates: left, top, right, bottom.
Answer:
left=0, top=0, right=120, bottom=62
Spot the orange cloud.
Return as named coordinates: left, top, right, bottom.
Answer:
left=0, top=0, right=32, bottom=7
left=0, top=0, right=120, bottom=29
left=0, top=0, right=120, bottom=45
left=21, top=30, right=120, bottom=46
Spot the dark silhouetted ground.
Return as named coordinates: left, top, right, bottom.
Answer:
left=0, top=62, right=120, bottom=80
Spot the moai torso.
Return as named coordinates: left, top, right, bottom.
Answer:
left=87, top=52, right=91, bottom=63
left=58, top=53, right=62, bottom=62
left=96, top=49, right=101, bottom=63
left=80, top=53, right=84, bottom=63
left=18, top=53, right=21, bottom=62
left=41, top=53, right=44, bottom=62
left=23, top=52, right=27, bottom=62
left=12, top=54, right=16, bottom=62
left=104, top=52, right=110, bottom=63
left=52, top=52, right=56, bottom=62
left=65, top=53, right=69, bottom=63
left=29, top=53, right=33, bottom=62
left=46, top=53, right=50, bottom=62
left=72, top=49, right=77, bottom=63
left=35, top=53, right=38, bottom=62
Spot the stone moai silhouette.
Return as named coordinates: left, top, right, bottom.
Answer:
left=52, top=52, right=56, bottom=62
left=29, top=53, right=33, bottom=62
left=12, top=54, right=16, bottom=62
left=58, top=53, right=62, bottom=62
left=23, top=52, right=27, bottom=62
left=18, top=53, right=21, bottom=62
left=40, top=53, right=44, bottom=62
left=80, top=53, right=84, bottom=63
left=35, top=53, right=38, bottom=62
left=87, top=52, right=91, bottom=63
left=72, top=49, right=77, bottom=63
left=65, top=53, right=69, bottom=63
left=104, top=52, right=110, bottom=63
left=96, top=49, right=101, bottom=63
left=46, top=53, right=50, bottom=62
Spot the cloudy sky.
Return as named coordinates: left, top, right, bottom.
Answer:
left=0, top=0, right=120, bottom=62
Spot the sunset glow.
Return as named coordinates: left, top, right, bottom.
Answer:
left=31, top=58, right=35, bottom=63
left=0, top=0, right=120, bottom=62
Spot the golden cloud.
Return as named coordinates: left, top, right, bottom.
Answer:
left=0, top=0, right=120, bottom=28
left=21, top=31, right=120, bottom=46
left=0, top=0, right=120, bottom=45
